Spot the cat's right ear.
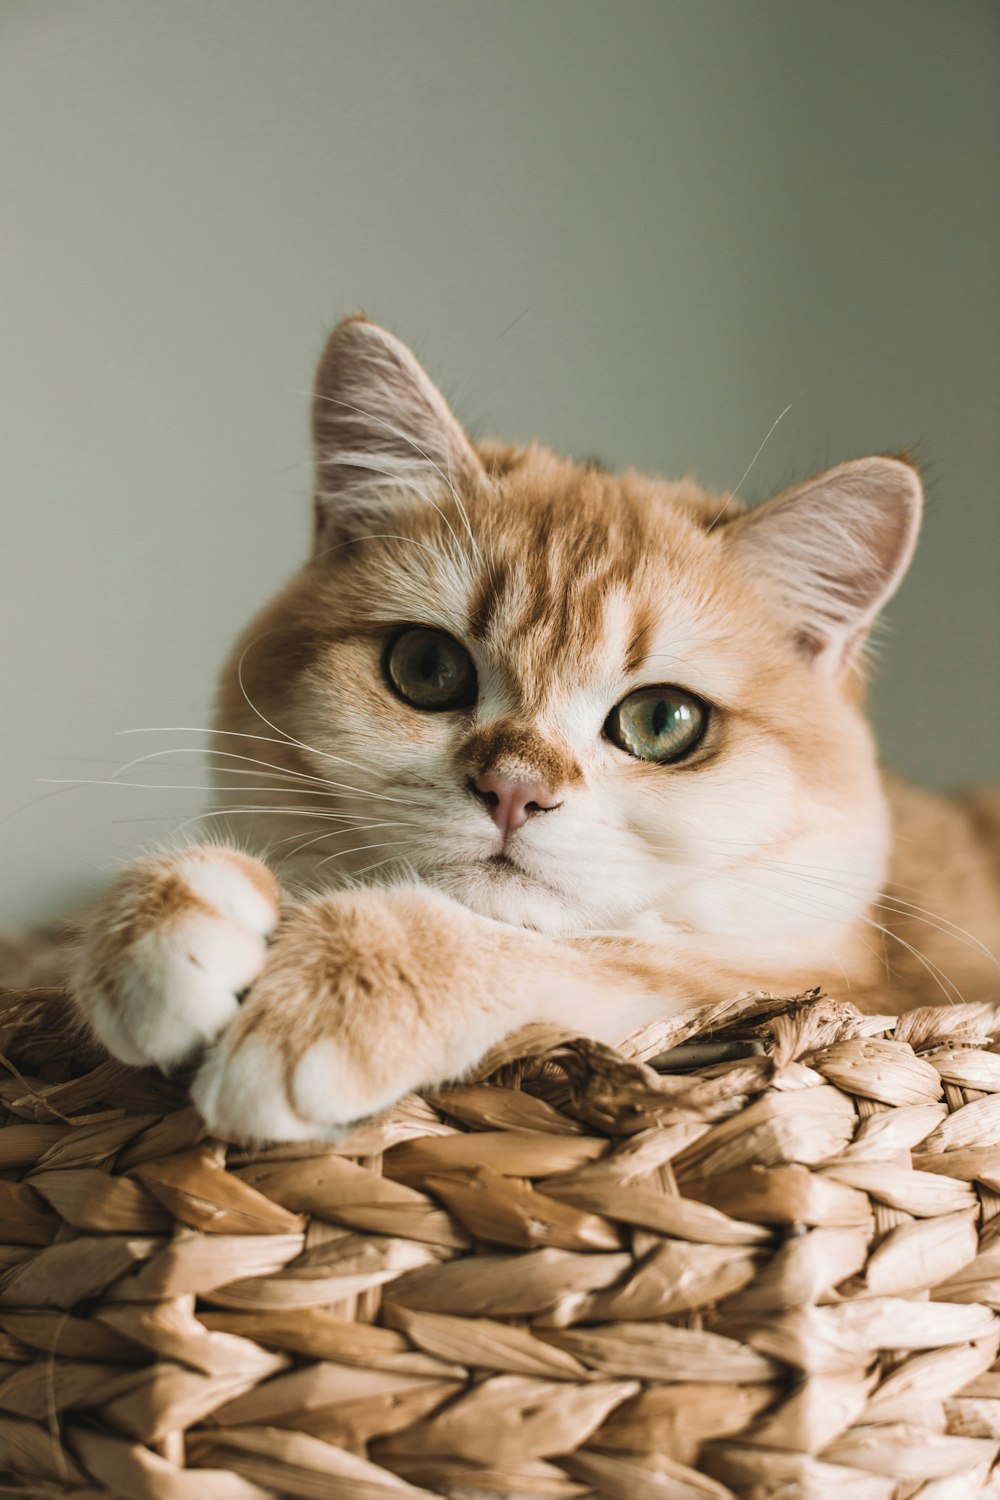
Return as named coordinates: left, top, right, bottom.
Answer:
left=311, top=317, right=484, bottom=553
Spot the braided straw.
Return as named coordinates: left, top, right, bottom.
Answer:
left=2, top=986, right=1000, bottom=1499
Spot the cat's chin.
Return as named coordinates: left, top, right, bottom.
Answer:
left=429, top=858, right=589, bottom=937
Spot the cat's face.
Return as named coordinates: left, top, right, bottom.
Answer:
left=215, top=319, right=921, bottom=955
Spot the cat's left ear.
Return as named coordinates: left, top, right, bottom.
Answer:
left=311, top=316, right=484, bottom=551
left=725, top=456, right=923, bottom=673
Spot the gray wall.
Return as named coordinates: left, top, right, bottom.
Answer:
left=2, top=0, right=998, bottom=928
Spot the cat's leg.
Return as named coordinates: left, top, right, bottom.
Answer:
left=70, top=847, right=280, bottom=1070
left=189, top=884, right=715, bottom=1142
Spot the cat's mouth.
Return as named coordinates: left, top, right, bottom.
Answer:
left=482, top=850, right=556, bottom=891
left=484, top=852, right=520, bottom=876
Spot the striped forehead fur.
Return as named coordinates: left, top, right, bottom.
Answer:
left=342, top=454, right=730, bottom=671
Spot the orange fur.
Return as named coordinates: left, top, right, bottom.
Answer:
left=69, top=318, right=1000, bottom=1140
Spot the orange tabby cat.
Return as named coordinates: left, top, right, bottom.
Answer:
left=70, top=318, right=1000, bottom=1141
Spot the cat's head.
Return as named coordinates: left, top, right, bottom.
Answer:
left=215, top=317, right=921, bottom=953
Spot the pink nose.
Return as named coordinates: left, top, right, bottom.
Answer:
left=471, top=772, right=563, bottom=835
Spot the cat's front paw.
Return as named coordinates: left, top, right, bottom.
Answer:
left=188, top=887, right=502, bottom=1143
left=71, top=847, right=280, bottom=1070
left=191, top=1027, right=390, bottom=1143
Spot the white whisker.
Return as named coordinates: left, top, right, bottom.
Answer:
left=116, top=724, right=412, bottom=798
left=313, top=835, right=422, bottom=873
left=232, top=638, right=414, bottom=807
left=756, top=860, right=1000, bottom=970
left=271, top=819, right=408, bottom=863
left=705, top=402, right=793, bottom=533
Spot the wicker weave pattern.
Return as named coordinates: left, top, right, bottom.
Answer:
left=2, top=988, right=1000, bottom=1499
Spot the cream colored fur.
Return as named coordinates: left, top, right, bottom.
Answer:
left=68, top=319, right=1000, bottom=1141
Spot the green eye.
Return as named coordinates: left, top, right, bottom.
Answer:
left=385, top=628, right=477, bottom=711
left=606, top=686, right=707, bottom=763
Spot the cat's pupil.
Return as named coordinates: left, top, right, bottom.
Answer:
left=652, top=699, right=670, bottom=737
left=421, top=644, right=441, bottom=683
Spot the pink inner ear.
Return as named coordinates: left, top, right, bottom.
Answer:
left=311, top=317, right=485, bottom=551
left=727, top=456, right=923, bottom=670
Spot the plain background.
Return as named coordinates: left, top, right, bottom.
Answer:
left=2, top=0, right=998, bottom=928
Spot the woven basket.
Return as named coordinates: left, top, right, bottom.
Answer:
left=3, top=987, right=1000, bottom=1500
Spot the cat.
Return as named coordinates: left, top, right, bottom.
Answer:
left=69, top=316, right=1000, bottom=1142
